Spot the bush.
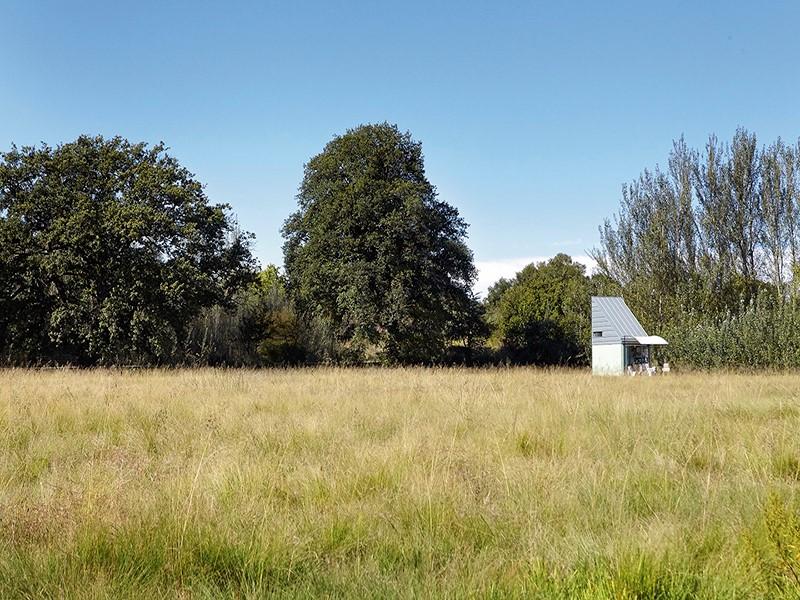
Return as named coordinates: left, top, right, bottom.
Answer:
left=662, top=295, right=800, bottom=369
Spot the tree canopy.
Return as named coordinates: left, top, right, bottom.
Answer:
left=0, top=136, right=256, bottom=365
left=282, top=123, right=479, bottom=363
left=486, top=254, right=592, bottom=365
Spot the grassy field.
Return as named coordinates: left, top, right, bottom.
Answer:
left=2, top=368, right=800, bottom=598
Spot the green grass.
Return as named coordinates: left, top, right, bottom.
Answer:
left=1, top=368, right=800, bottom=597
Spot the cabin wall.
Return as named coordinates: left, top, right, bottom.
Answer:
left=592, top=343, right=624, bottom=375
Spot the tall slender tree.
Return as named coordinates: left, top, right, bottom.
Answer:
left=594, top=129, right=800, bottom=326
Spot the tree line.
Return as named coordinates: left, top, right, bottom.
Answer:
left=593, top=128, right=800, bottom=368
left=1, top=125, right=797, bottom=367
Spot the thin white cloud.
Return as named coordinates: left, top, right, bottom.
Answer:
left=474, top=255, right=597, bottom=298
left=548, top=238, right=584, bottom=247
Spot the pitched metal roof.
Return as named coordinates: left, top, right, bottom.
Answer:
left=592, top=296, right=647, bottom=339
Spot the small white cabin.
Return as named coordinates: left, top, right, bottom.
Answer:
left=591, top=296, right=668, bottom=375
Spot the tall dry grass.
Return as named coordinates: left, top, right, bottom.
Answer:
left=1, top=368, right=799, bottom=597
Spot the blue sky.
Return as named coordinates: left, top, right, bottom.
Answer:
left=3, top=1, right=800, bottom=294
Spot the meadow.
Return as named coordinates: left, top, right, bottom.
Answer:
left=1, top=368, right=800, bottom=598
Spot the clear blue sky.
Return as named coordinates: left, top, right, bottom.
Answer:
left=3, top=1, right=800, bottom=293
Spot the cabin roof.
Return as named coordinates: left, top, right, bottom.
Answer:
left=591, top=296, right=648, bottom=344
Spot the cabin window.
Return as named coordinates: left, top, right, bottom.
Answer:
left=592, top=331, right=603, bottom=338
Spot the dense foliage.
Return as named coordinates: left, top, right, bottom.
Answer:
left=486, top=254, right=592, bottom=365
left=0, top=136, right=256, bottom=365
left=184, top=266, right=333, bottom=366
left=661, top=296, right=800, bottom=369
left=593, top=129, right=800, bottom=368
left=283, top=123, right=481, bottom=364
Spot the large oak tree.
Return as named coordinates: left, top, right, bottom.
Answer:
left=0, top=136, right=256, bottom=365
left=282, top=123, right=478, bottom=363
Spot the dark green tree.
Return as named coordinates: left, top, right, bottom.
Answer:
left=282, top=123, right=478, bottom=364
left=490, top=254, right=591, bottom=365
left=185, top=265, right=318, bottom=366
left=0, top=135, right=256, bottom=365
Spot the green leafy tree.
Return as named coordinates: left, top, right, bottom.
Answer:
left=593, top=129, right=800, bottom=330
left=282, top=123, right=478, bottom=364
left=483, top=277, right=514, bottom=330
left=490, top=254, right=591, bottom=365
left=185, top=265, right=315, bottom=366
left=252, top=265, right=321, bottom=365
left=0, top=135, right=256, bottom=365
